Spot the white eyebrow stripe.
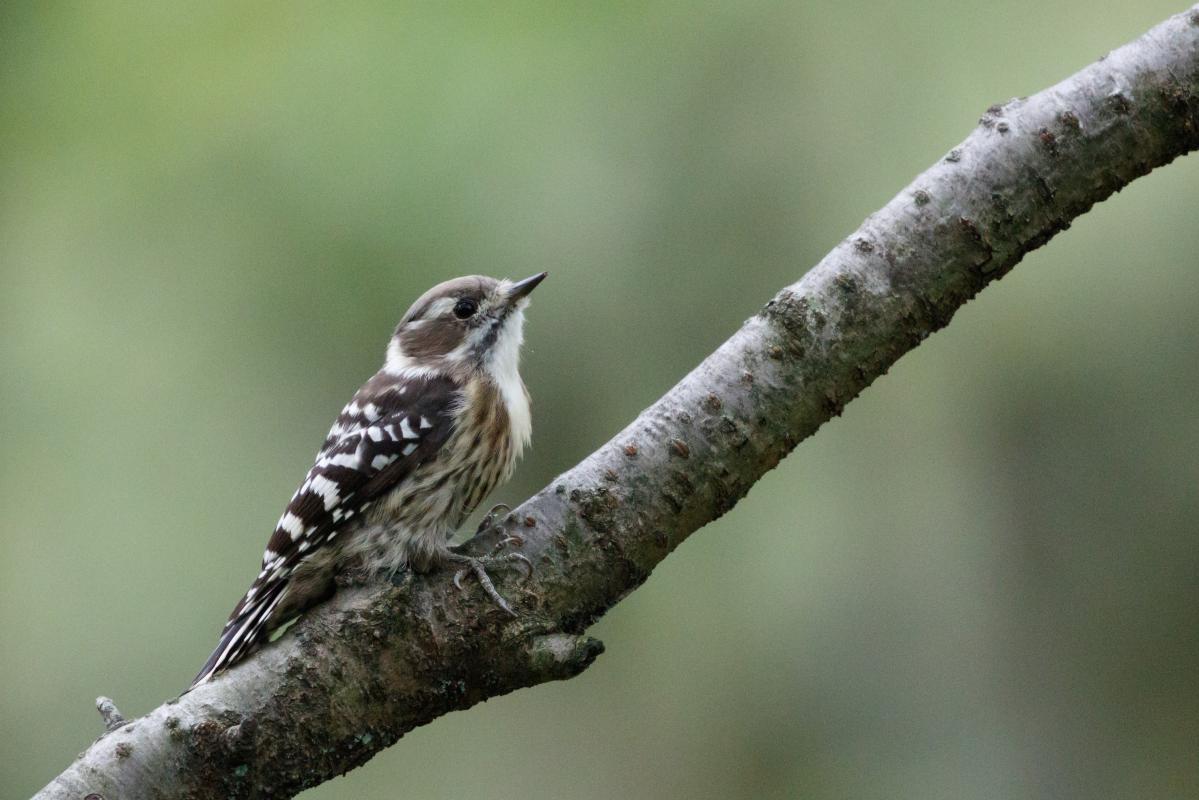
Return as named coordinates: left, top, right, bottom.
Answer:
left=425, top=297, right=456, bottom=317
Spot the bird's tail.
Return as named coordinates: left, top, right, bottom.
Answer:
left=190, top=577, right=288, bottom=688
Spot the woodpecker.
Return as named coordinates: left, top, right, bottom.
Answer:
left=191, top=272, right=546, bottom=687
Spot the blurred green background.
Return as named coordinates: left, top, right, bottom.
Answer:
left=2, top=2, right=1197, bottom=798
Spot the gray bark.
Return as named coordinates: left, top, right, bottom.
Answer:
left=34, top=6, right=1199, bottom=799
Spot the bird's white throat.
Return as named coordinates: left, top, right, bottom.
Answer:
left=487, top=305, right=532, bottom=454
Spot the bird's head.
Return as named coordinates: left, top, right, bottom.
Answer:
left=385, top=272, right=546, bottom=380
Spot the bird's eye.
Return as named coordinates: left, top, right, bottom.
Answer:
left=453, top=298, right=478, bottom=319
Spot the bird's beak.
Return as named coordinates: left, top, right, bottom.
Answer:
left=506, top=271, right=548, bottom=301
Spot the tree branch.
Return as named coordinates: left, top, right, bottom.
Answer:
left=34, top=7, right=1199, bottom=799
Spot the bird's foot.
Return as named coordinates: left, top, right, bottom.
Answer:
left=447, top=539, right=532, bottom=616
left=475, top=502, right=513, bottom=535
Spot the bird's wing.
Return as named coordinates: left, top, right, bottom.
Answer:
left=191, top=373, right=460, bottom=685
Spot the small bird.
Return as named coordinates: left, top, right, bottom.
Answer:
left=191, top=272, right=546, bottom=687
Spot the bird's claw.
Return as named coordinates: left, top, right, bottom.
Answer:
left=448, top=551, right=533, bottom=616
left=494, top=533, right=525, bottom=552
left=500, top=551, right=534, bottom=579
left=451, top=556, right=515, bottom=615
left=475, top=502, right=513, bottom=536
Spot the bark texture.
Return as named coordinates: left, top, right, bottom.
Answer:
left=35, top=7, right=1199, bottom=799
